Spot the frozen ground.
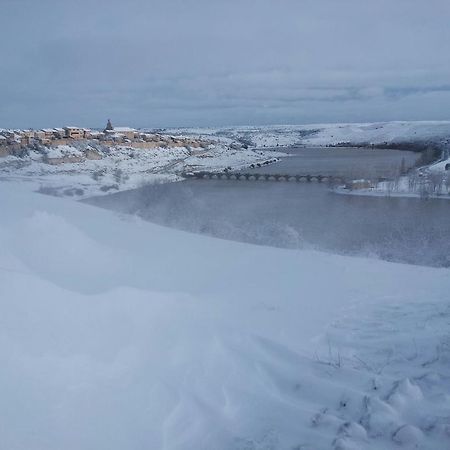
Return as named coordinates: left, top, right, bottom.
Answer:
left=1, top=183, right=449, bottom=450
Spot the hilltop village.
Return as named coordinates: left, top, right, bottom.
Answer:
left=0, top=120, right=211, bottom=159
left=0, top=120, right=281, bottom=198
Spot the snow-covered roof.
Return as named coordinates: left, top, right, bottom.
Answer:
left=114, top=127, right=136, bottom=132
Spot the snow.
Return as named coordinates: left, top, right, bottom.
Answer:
left=336, top=170, right=450, bottom=200
left=2, top=120, right=450, bottom=199
left=170, top=120, right=450, bottom=149
left=43, top=144, right=84, bottom=159
left=429, top=157, right=450, bottom=173
left=113, top=126, right=137, bottom=132
left=1, top=182, right=449, bottom=449
left=0, top=140, right=285, bottom=198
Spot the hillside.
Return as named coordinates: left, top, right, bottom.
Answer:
left=173, top=120, right=450, bottom=151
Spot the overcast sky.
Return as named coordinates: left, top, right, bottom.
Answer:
left=1, top=0, right=450, bottom=128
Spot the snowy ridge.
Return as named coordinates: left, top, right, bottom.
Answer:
left=1, top=183, right=449, bottom=449
left=171, top=121, right=450, bottom=149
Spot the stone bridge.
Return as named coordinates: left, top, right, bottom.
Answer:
left=182, top=171, right=346, bottom=184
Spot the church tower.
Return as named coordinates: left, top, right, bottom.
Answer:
left=104, top=119, right=113, bottom=132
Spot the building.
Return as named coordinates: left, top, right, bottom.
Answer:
left=104, top=119, right=113, bottom=132
left=21, top=130, right=35, bottom=139
left=103, top=120, right=137, bottom=140
left=113, top=127, right=138, bottom=140
left=33, top=130, right=52, bottom=145
left=64, top=127, right=84, bottom=139
left=53, top=128, right=66, bottom=139
left=42, top=129, right=55, bottom=140
left=21, top=135, right=33, bottom=146
left=34, top=130, right=46, bottom=140
left=89, top=131, right=103, bottom=139
left=29, top=130, right=50, bottom=145
left=18, top=130, right=35, bottom=145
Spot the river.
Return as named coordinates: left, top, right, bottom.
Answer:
left=86, top=147, right=450, bottom=267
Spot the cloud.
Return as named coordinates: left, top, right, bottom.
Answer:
left=1, top=0, right=450, bottom=127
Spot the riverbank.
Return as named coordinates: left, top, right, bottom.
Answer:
left=335, top=159, right=450, bottom=200
left=336, top=187, right=450, bottom=200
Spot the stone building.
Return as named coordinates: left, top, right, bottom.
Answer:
left=53, top=128, right=66, bottom=139
left=113, top=127, right=138, bottom=140
left=103, top=120, right=137, bottom=140
left=34, top=130, right=46, bottom=140
left=64, top=127, right=84, bottom=139
left=104, top=119, right=113, bottom=132
left=42, top=129, right=55, bottom=140
left=18, top=130, right=35, bottom=146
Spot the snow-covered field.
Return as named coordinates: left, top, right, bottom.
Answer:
left=1, top=183, right=449, bottom=450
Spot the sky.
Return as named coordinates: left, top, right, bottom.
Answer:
left=1, top=0, right=450, bottom=129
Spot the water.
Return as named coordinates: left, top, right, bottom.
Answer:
left=86, top=148, right=450, bottom=267
left=243, top=146, right=419, bottom=177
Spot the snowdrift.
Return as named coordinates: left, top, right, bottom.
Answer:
left=0, top=183, right=449, bottom=449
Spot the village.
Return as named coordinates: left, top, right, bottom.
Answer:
left=0, top=120, right=211, bottom=157
left=0, top=120, right=280, bottom=198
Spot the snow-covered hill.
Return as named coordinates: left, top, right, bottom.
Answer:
left=173, top=120, right=450, bottom=149
left=1, top=183, right=449, bottom=450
